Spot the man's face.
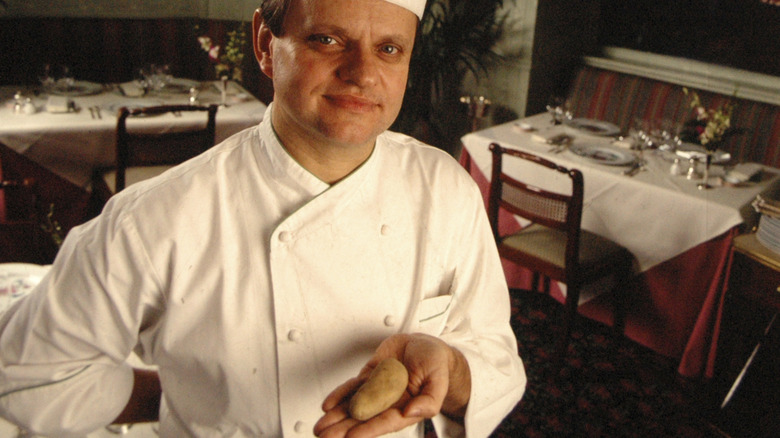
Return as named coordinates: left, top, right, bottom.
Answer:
left=256, top=0, right=417, bottom=152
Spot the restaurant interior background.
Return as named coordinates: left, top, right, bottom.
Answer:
left=2, top=1, right=780, bottom=436
left=1, top=0, right=779, bottom=154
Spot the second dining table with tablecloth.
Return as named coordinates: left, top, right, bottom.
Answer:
left=460, top=112, right=780, bottom=378
left=0, top=80, right=266, bottom=188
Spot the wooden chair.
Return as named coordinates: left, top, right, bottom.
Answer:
left=487, top=142, right=634, bottom=362
left=95, top=104, right=218, bottom=195
left=0, top=162, right=45, bottom=263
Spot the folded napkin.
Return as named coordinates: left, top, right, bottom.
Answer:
left=612, top=139, right=634, bottom=149
left=119, top=82, right=146, bottom=97
left=725, top=163, right=763, bottom=184
left=45, top=96, right=74, bottom=113
left=530, top=129, right=570, bottom=144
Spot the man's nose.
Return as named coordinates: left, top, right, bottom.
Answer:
left=338, top=47, right=379, bottom=88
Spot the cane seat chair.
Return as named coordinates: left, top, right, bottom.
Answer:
left=94, top=104, right=218, bottom=195
left=487, top=142, right=634, bottom=360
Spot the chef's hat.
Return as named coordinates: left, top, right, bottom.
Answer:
left=383, top=0, right=427, bottom=20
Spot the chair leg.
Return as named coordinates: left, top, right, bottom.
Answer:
left=553, top=284, right=580, bottom=366
left=612, top=268, right=632, bottom=339
left=531, top=272, right=540, bottom=292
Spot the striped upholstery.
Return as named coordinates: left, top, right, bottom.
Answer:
left=566, top=66, right=780, bottom=168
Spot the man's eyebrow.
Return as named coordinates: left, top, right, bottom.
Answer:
left=306, top=24, right=413, bottom=47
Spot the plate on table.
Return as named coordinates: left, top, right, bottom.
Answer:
left=565, top=118, right=621, bottom=137
left=569, top=143, right=636, bottom=166
left=1, top=263, right=50, bottom=314
left=674, top=142, right=731, bottom=164
left=49, top=80, right=103, bottom=96
left=158, top=78, right=200, bottom=94
left=101, top=99, right=163, bottom=116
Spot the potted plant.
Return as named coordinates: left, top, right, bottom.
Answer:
left=392, top=0, right=512, bottom=154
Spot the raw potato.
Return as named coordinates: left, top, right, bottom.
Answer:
left=348, top=358, right=409, bottom=421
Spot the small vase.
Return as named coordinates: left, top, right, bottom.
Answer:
left=697, top=150, right=714, bottom=190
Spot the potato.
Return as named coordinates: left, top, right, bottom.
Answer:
left=348, top=357, right=409, bottom=421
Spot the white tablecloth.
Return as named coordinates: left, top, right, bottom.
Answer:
left=461, top=113, right=780, bottom=271
left=0, top=81, right=266, bottom=187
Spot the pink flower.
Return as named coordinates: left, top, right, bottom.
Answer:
left=208, top=45, right=221, bottom=61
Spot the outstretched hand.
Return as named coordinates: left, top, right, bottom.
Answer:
left=313, top=333, right=471, bottom=438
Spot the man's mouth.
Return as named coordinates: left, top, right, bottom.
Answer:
left=324, top=94, right=379, bottom=113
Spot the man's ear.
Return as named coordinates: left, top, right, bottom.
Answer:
left=253, top=8, right=274, bottom=79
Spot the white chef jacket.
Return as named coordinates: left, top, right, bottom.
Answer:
left=0, top=104, right=526, bottom=437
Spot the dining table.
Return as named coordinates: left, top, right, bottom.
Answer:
left=0, top=79, right=267, bottom=188
left=460, top=112, right=780, bottom=378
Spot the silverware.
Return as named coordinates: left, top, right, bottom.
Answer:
left=94, top=106, right=101, bottom=119
left=88, top=107, right=95, bottom=119
left=547, top=134, right=572, bottom=153
left=622, top=159, right=646, bottom=176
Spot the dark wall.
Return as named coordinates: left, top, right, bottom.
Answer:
left=598, top=0, right=780, bottom=78
left=525, top=0, right=601, bottom=116
left=0, top=17, right=274, bottom=104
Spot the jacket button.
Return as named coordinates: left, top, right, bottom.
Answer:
left=278, top=231, right=292, bottom=242
left=384, top=315, right=396, bottom=327
left=288, top=329, right=302, bottom=342
left=294, top=421, right=305, bottom=433
left=380, top=224, right=390, bottom=235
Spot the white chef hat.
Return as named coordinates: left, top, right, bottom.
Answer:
left=382, top=0, right=427, bottom=20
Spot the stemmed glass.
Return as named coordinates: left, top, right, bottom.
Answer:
left=628, top=117, right=653, bottom=168
left=52, top=65, right=74, bottom=92
left=37, top=64, right=55, bottom=94
left=546, top=96, right=571, bottom=125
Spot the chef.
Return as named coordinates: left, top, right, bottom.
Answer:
left=0, top=0, right=526, bottom=437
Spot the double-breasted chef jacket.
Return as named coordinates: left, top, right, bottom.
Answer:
left=0, top=104, right=526, bottom=437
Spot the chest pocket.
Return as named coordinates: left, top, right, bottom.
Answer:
left=414, top=294, right=454, bottom=335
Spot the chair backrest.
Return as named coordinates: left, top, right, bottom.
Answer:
left=114, top=104, right=218, bottom=192
left=487, top=142, right=585, bottom=269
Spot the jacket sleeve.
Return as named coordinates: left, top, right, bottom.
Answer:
left=0, top=199, right=162, bottom=436
left=431, top=174, right=527, bottom=438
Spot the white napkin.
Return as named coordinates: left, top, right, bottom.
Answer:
left=119, top=82, right=146, bottom=97
left=725, top=163, right=763, bottom=184
left=530, top=128, right=569, bottom=144
left=45, top=96, right=74, bottom=113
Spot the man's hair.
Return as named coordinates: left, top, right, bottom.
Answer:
left=260, top=0, right=291, bottom=36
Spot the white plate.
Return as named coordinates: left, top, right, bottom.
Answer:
left=0, top=263, right=50, bottom=313
left=158, top=78, right=200, bottom=94
left=49, top=80, right=103, bottom=96
left=101, top=99, right=163, bottom=115
left=565, top=118, right=621, bottom=136
left=674, top=142, right=731, bottom=164
left=569, top=143, right=636, bottom=166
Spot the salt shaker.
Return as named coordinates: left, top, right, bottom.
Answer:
left=669, top=158, right=682, bottom=176
left=22, top=98, right=37, bottom=115
left=13, top=91, right=23, bottom=114
left=188, top=87, right=199, bottom=105
left=685, top=157, right=700, bottom=180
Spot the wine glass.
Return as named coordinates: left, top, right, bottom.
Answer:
left=52, top=65, right=74, bottom=92
left=37, top=64, right=55, bottom=94
left=546, top=96, right=570, bottom=125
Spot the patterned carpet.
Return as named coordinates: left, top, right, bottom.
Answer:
left=488, top=289, right=726, bottom=437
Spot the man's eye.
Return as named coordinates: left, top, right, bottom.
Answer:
left=380, top=45, right=400, bottom=55
left=311, top=35, right=336, bottom=45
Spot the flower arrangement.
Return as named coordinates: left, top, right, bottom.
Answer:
left=681, top=87, right=736, bottom=150
left=197, top=23, right=248, bottom=82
